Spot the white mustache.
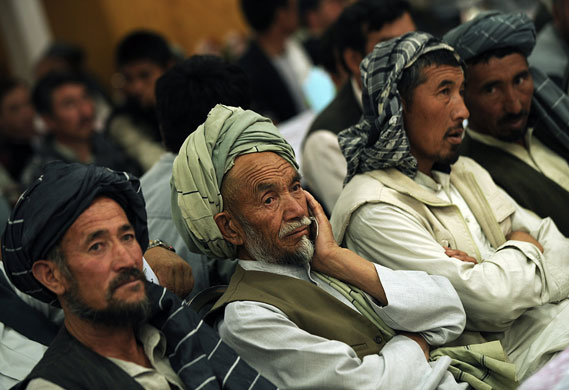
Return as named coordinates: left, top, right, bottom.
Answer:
left=278, top=216, right=312, bottom=239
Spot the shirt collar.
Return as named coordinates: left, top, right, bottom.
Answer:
left=237, top=259, right=317, bottom=283
left=466, top=126, right=534, bottom=150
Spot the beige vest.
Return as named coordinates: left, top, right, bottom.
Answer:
left=209, top=266, right=386, bottom=359
left=332, top=157, right=516, bottom=262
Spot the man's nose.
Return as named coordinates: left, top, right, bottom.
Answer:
left=282, top=193, right=306, bottom=221
left=452, top=96, right=469, bottom=122
left=504, top=86, right=523, bottom=114
left=112, top=241, right=139, bottom=270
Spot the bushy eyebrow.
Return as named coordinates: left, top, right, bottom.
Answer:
left=84, top=224, right=133, bottom=244
left=437, top=79, right=455, bottom=89
left=255, top=172, right=302, bottom=194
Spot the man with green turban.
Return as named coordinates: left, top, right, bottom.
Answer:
left=170, top=104, right=522, bottom=389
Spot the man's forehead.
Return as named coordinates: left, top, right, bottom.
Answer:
left=53, top=83, right=87, bottom=99
left=230, top=152, right=298, bottom=189
left=465, top=52, right=529, bottom=83
left=421, top=64, right=464, bottom=85
left=64, top=197, right=130, bottom=240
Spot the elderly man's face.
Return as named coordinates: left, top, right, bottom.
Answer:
left=464, top=53, right=533, bottom=143
left=403, top=65, right=469, bottom=174
left=58, top=197, right=148, bottom=325
left=223, top=152, right=313, bottom=265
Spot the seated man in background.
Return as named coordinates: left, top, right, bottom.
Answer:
left=331, top=31, right=569, bottom=380
left=1, top=161, right=275, bottom=390
left=169, top=104, right=520, bottom=389
left=0, top=79, right=37, bottom=204
left=302, top=0, right=416, bottom=213
left=108, top=30, right=175, bottom=172
left=444, top=11, right=569, bottom=237
left=238, top=0, right=311, bottom=123
left=141, top=55, right=251, bottom=297
left=21, top=72, right=137, bottom=185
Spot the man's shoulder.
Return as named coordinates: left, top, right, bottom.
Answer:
left=308, top=82, right=361, bottom=135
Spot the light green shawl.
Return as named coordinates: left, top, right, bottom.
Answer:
left=171, top=104, right=297, bottom=259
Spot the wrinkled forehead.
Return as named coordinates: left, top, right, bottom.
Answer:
left=225, top=152, right=299, bottom=193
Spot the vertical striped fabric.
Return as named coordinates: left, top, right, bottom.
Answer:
left=147, top=282, right=277, bottom=390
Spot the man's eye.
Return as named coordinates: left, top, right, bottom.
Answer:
left=122, top=233, right=135, bottom=242
left=89, top=243, right=102, bottom=252
left=484, top=86, right=495, bottom=94
left=292, top=183, right=302, bottom=192
left=264, top=197, right=274, bottom=205
left=439, top=88, right=450, bottom=95
left=514, top=75, right=526, bottom=85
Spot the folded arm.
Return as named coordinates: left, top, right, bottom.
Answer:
left=219, top=301, right=464, bottom=389
left=344, top=202, right=559, bottom=331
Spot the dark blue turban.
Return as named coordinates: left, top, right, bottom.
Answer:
left=1, top=161, right=149, bottom=305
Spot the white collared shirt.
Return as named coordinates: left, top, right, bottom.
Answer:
left=217, top=259, right=467, bottom=389
left=467, top=127, right=569, bottom=193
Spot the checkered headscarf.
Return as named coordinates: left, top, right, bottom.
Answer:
left=339, top=32, right=459, bottom=183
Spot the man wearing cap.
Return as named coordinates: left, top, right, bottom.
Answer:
left=1, top=161, right=276, bottom=389
left=330, top=30, right=569, bottom=380
left=169, top=103, right=526, bottom=389
left=443, top=11, right=569, bottom=237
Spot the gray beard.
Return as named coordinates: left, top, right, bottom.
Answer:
left=240, top=216, right=314, bottom=266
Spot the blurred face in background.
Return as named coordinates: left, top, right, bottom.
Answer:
left=120, top=60, right=166, bottom=109
left=0, top=84, right=36, bottom=141
left=44, top=83, right=95, bottom=144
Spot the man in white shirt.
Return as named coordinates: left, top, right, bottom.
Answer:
left=169, top=104, right=490, bottom=389
left=444, top=11, right=569, bottom=236
left=331, top=30, right=569, bottom=381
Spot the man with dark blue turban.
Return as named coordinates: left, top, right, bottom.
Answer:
left=444, top=11, right=569, bottom=237
left=1, top=161, right=276, bottom=390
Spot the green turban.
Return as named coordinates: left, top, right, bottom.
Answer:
left=171, top=104, right=297, bottom=259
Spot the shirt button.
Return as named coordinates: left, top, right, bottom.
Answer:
left=374, top=335, right=383, bottom=344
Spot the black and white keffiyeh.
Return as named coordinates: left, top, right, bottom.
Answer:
left=339, top=32, right=459, bottom=183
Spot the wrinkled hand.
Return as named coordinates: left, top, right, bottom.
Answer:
left=506, top=231, right=544, bottom=253
left=400, top=331, right=430, bottom=360
left=144, top=247, right=194, bottom=299
left=304, top=190, right=342, bottom=273
left=304, top=190, right=389, bottom=305
left=443, top=247, right=477, bottom=264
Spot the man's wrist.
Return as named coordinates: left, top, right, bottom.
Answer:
left=147, top=239, right=176, bottom=253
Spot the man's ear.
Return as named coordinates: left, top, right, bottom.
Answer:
left=214, top=211, right=244, bottom=246
left=343, top=48, right=364, bottom=78
left=32, top=260, right=67, bottom=296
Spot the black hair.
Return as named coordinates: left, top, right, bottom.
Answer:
left=398, top=49, right=463, bottom=107
left=240, top=0, right=290, bottom=33
left=0, top=78, right=23, bottom=107
left=465, top=46, right=526, bottom=67
left=320, top=19, right=343, bottom=78
left=32, top=72, right=89, bottom=116
left=42, top=42, right=85, bottom=72
left=155, top=55, right=251, bottom=153
left=298, top=0, right=320, bottom=27
left=336, top=0, right=411, bottom=74
left=115, top=30, right=172, bottom=68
